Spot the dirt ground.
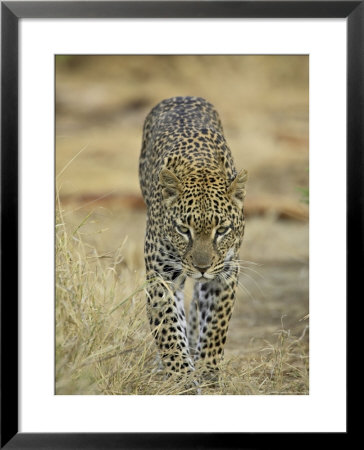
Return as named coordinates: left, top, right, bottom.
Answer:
left=56, top=55, right=309, bottom=393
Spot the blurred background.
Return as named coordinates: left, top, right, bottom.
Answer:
left=56, top=55, right=309, bottom=393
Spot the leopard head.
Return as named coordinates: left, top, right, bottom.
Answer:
left=159, top=167, right=247, bottom=281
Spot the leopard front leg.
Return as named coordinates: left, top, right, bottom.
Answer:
left=187, top=286, right=200, bottom=357
left=146, top=279, right=193, bottom=376
left=194, top=271, right=237, bottom=380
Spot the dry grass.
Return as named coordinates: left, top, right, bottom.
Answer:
left=56, top=200, right=308, bottom=396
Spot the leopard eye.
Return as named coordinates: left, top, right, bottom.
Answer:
left=176, top=224, right=189, bottom=235
left=216, top=226, right=229, bottom=235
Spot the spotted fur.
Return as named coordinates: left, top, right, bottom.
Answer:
left=139, top=96, right=247, bottom=381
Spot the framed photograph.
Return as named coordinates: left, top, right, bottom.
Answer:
left=1, top=1, right=357, bottom=447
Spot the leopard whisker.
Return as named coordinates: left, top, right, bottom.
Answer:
left=238, top=271, right=265, bottom=298
left=232, top=258, right=261, bottom=266
left=224, top=262, right=261, bottom=293
left=237, top=266, right=264, bottom=280
left=235, top=278, right=255, bottom=301
left=228, top=260, right=265, bottom=280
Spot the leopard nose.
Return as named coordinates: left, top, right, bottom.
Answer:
left=193, top=264, right=211, bottom=274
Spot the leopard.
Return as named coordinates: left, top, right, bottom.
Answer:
left=139, top=96, right=247, bottom=384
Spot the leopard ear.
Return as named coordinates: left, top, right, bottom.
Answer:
left=159, top=168, right=181, bottom=205
left=228, top=169, right=248, bottom=208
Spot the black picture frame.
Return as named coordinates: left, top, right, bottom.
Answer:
left=1, top=1, right=357, bottom=447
